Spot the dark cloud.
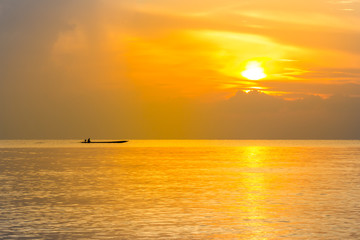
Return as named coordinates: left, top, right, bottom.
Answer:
left=263, top=82, right=360, bottom=97
left=0, top=1, right=138, bottom=139
left=193, top=91, right=360, bottom=139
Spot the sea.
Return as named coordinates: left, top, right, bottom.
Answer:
left=1, top=140, right=360, bottom=239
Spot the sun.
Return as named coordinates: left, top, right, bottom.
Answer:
left=241, top=61, right=267, bottom=80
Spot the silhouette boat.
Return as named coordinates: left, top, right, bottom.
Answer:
left=81, top=140, right=128, bottom=144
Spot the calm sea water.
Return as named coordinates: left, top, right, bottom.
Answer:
left=1, top=140, right=360, bottom=239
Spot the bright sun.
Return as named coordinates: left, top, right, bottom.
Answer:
left=241, top=61, right=267, bottom=80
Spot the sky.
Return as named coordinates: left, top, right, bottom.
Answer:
left=1, top=0, right=360, bottom=139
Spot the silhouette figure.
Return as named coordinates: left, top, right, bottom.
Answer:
left=88, top=138, right=91, bottom=143
left=84, top=139, right=87, bottom=143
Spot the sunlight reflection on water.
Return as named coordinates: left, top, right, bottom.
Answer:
left=1, top=140, right=360, bottom=239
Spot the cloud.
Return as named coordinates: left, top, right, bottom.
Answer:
left=193, top=90, right=360, bottom=139
left=0, top=1, right=140, bottom=139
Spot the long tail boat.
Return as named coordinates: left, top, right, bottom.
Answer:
left=81, top=140, right=128, bottom=143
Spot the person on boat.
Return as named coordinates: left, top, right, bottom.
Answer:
left=88, top=138, right=91, bottom=143
left=84, top=139, right=87, bottom=143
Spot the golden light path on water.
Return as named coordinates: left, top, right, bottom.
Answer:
left=1, top=140, right=360, bottom=239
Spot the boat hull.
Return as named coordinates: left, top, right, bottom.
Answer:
left=81, top=141, right=128, bottom=144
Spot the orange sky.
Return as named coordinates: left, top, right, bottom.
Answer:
left=47, top=0, right=360, bottom=99
left=1, top=0, right=360, bottom=139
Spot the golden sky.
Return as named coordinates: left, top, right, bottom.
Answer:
left=47, top=0, right=360, bottom=99
left=1, top=0, right=360, bottom=138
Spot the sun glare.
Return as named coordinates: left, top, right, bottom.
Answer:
left=241, top=61, right=267, bottom=80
